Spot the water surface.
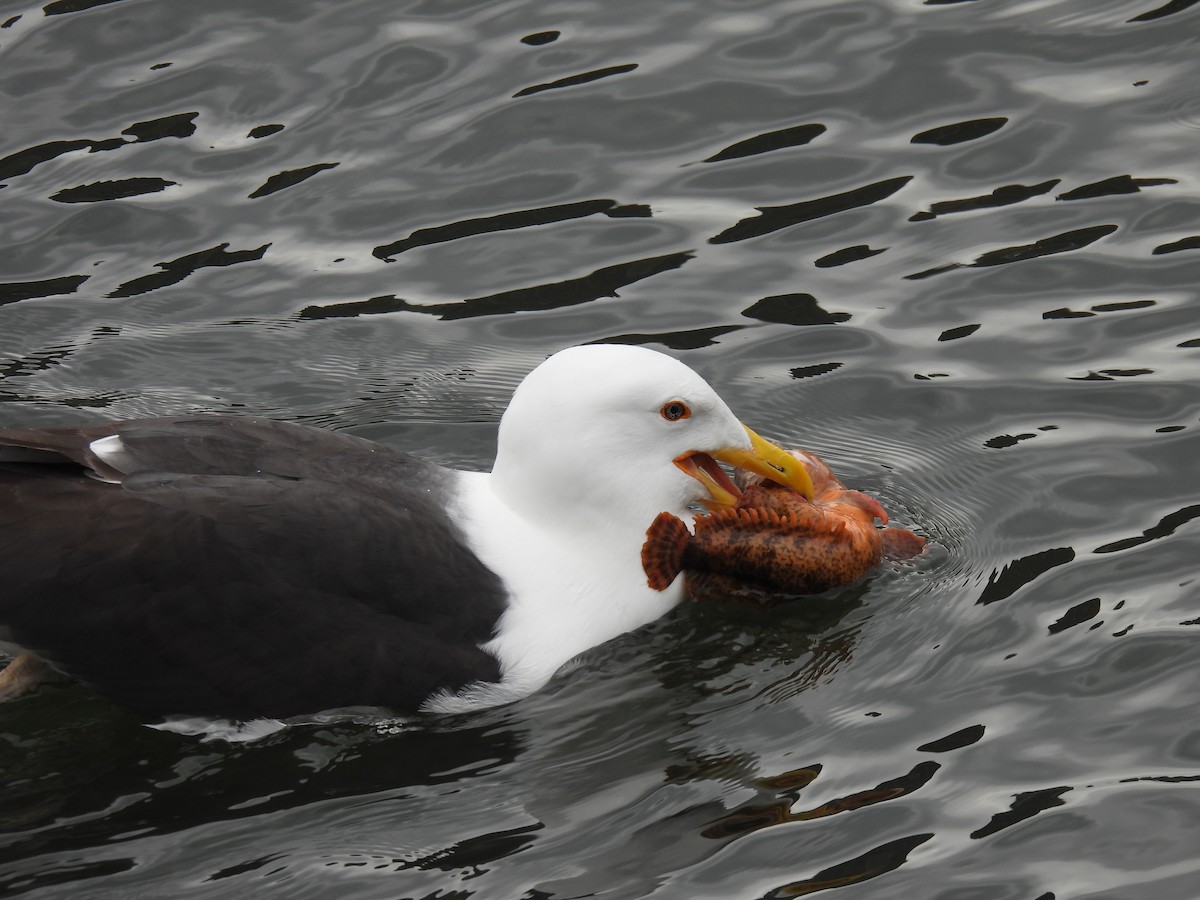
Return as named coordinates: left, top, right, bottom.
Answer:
left=2, top=1, right=1198, bottom=897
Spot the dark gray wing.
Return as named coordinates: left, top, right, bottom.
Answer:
left=0, top=417, right=506, bottom=718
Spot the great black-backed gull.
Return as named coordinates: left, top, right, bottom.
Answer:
left=0, top=344, right=813, bottom=722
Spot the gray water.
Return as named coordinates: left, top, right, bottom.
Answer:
left=1, top=0, right=1199, bottom=897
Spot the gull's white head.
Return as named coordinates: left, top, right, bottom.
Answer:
left=490, top=344, right=813, bottom=532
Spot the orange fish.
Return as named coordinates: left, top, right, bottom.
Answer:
left=642, top=450, right=924, bottom=599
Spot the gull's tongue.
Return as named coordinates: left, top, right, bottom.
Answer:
left=676, top=452, right=743, bottom=509
left=694, top=452, right=741, bottom=499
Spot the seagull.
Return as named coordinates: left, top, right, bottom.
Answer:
left=0, top=344, right=813, bottom=723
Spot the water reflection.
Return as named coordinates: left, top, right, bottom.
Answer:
left=2, top=0, right=1199, bottom=896
left=299, top=251, right=692, bottom=320
left=710, top=176, right=913, bottom=244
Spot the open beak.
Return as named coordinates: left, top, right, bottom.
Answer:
left=675, top=425, right=815, bottom=509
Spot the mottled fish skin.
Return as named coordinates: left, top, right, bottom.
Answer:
left=686, top=483, right=885, bottom=594
left=641, top=449, right=925, bottom=601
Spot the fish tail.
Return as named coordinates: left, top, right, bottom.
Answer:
left=642, top=511, right=691, bottom=590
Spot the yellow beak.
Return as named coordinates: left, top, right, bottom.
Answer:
left=676, top=425, right=815, bottom=509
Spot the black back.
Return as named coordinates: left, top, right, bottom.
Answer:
left=0, top=417, right=506, bottom=718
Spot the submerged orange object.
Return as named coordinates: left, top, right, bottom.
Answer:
left=642, top=449, right=925, bottom=599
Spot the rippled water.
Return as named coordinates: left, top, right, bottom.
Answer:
left=2, top=0, right=1199, bottom=897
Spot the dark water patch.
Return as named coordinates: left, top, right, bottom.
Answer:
left=1048, top=597, right=1102, bottom=634
left=986, top=426, right=1058, bottom=447
left=1, top=343, right=77, bottom=378
left=248, top=163, right=339, bottom=199
left=906, top=225, right=1118, bottom=279
left=0, top=114, right=195, bottom=183
left=760, top=833, right=933, bottom=899
left=297, top=294, right=408, bottom=319
left=703, top=123, right=826, bottom=163
left=710, top=176, right=913, bottom=244
left=706, top=762, right=940, bottom=840
left=149, top=62, right=172, bottom=70
left=85, top=137, right=127, bottom=153
left=300, top=252, right=692, bottom=321
left=791, top=362, right=843, bottom=379
left=1043, top=307, right=1094, bottom=320
left=970, top=786, right=1072, bottom=840
left=814, top=245, right=885, bottom=267
left=911, top=117, right=1007, bottom=146
left=0, top=387, right=123, bottom=408
left=108, top=243, right=270, bottom=298
left=1056, top=175, right=1177, bottom=202
left=918, top=724, right=986, bottom=753
left=909, top=180, right=1059, bottom=221
left=0, top=139, right=101, bottom=181
left=742, top=294, right=850, bottom=326
left=977, top=547, right=1075, bottom=606
left=386, top=822, right=544, bottom=873
left=1093, top=504, right=1200, bottom=554
left=938, top=324, right=980, bottom=342
left=0, top=694, right=524, bottom=847
left=320, top=827, right=545, bottom=876
left=1091, top=299, right=1156, bottom=312
left=513, top=63, right=638, bottom=98
left=1156, top=425, right=1186, bottom=433
left=924, top=0, right=982, bottom=4
left=2, top=14, right=21, bottom=27
left=0, top=274, right=89, bottom=305
left=247, top=124, right=284, bottom=139
left=521, top=31, right=560, bottom=46
left=43, top=0, right=127, bottom=15
left=373, top=199, right=647, bottom=260
left=1067, top=368, right=1154, bottom=381
left=205, top=852, right=288, bottom=882
left=756, top=765, right=822, bottom=791
left=1179, top=338, right=1200, bottom=347
left=121, top=113, right=198, bottom=143
left=1129, top=0, right=1200, bottom=23
left=984, top=432, right=1037, bottom=448
left=50, top=177, right=176, bottom=203
left=906, top=263, right=962, bottom=280
left=587, top=326, right=742, bottom=350
left=0, top=855, right=136, bottom=895
left=1153, top=235, right=1200, bottom=254
left=606, top=203, right=652, bottom=217
left=973, top=224, right=1118, bottom=266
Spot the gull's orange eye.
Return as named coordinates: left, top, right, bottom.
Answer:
left=660, top=400, right=691, bottom=421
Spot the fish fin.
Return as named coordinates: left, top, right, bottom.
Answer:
left=697, top=508, right=733, bottom=531
left=844, top=490, right=889, bottom=524
left=881, top=527, right=926, bottom=560
left=642, top=511, right=691, bottom=591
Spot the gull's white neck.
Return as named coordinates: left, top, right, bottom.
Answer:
left=426, top=469, right=684, bottom=712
